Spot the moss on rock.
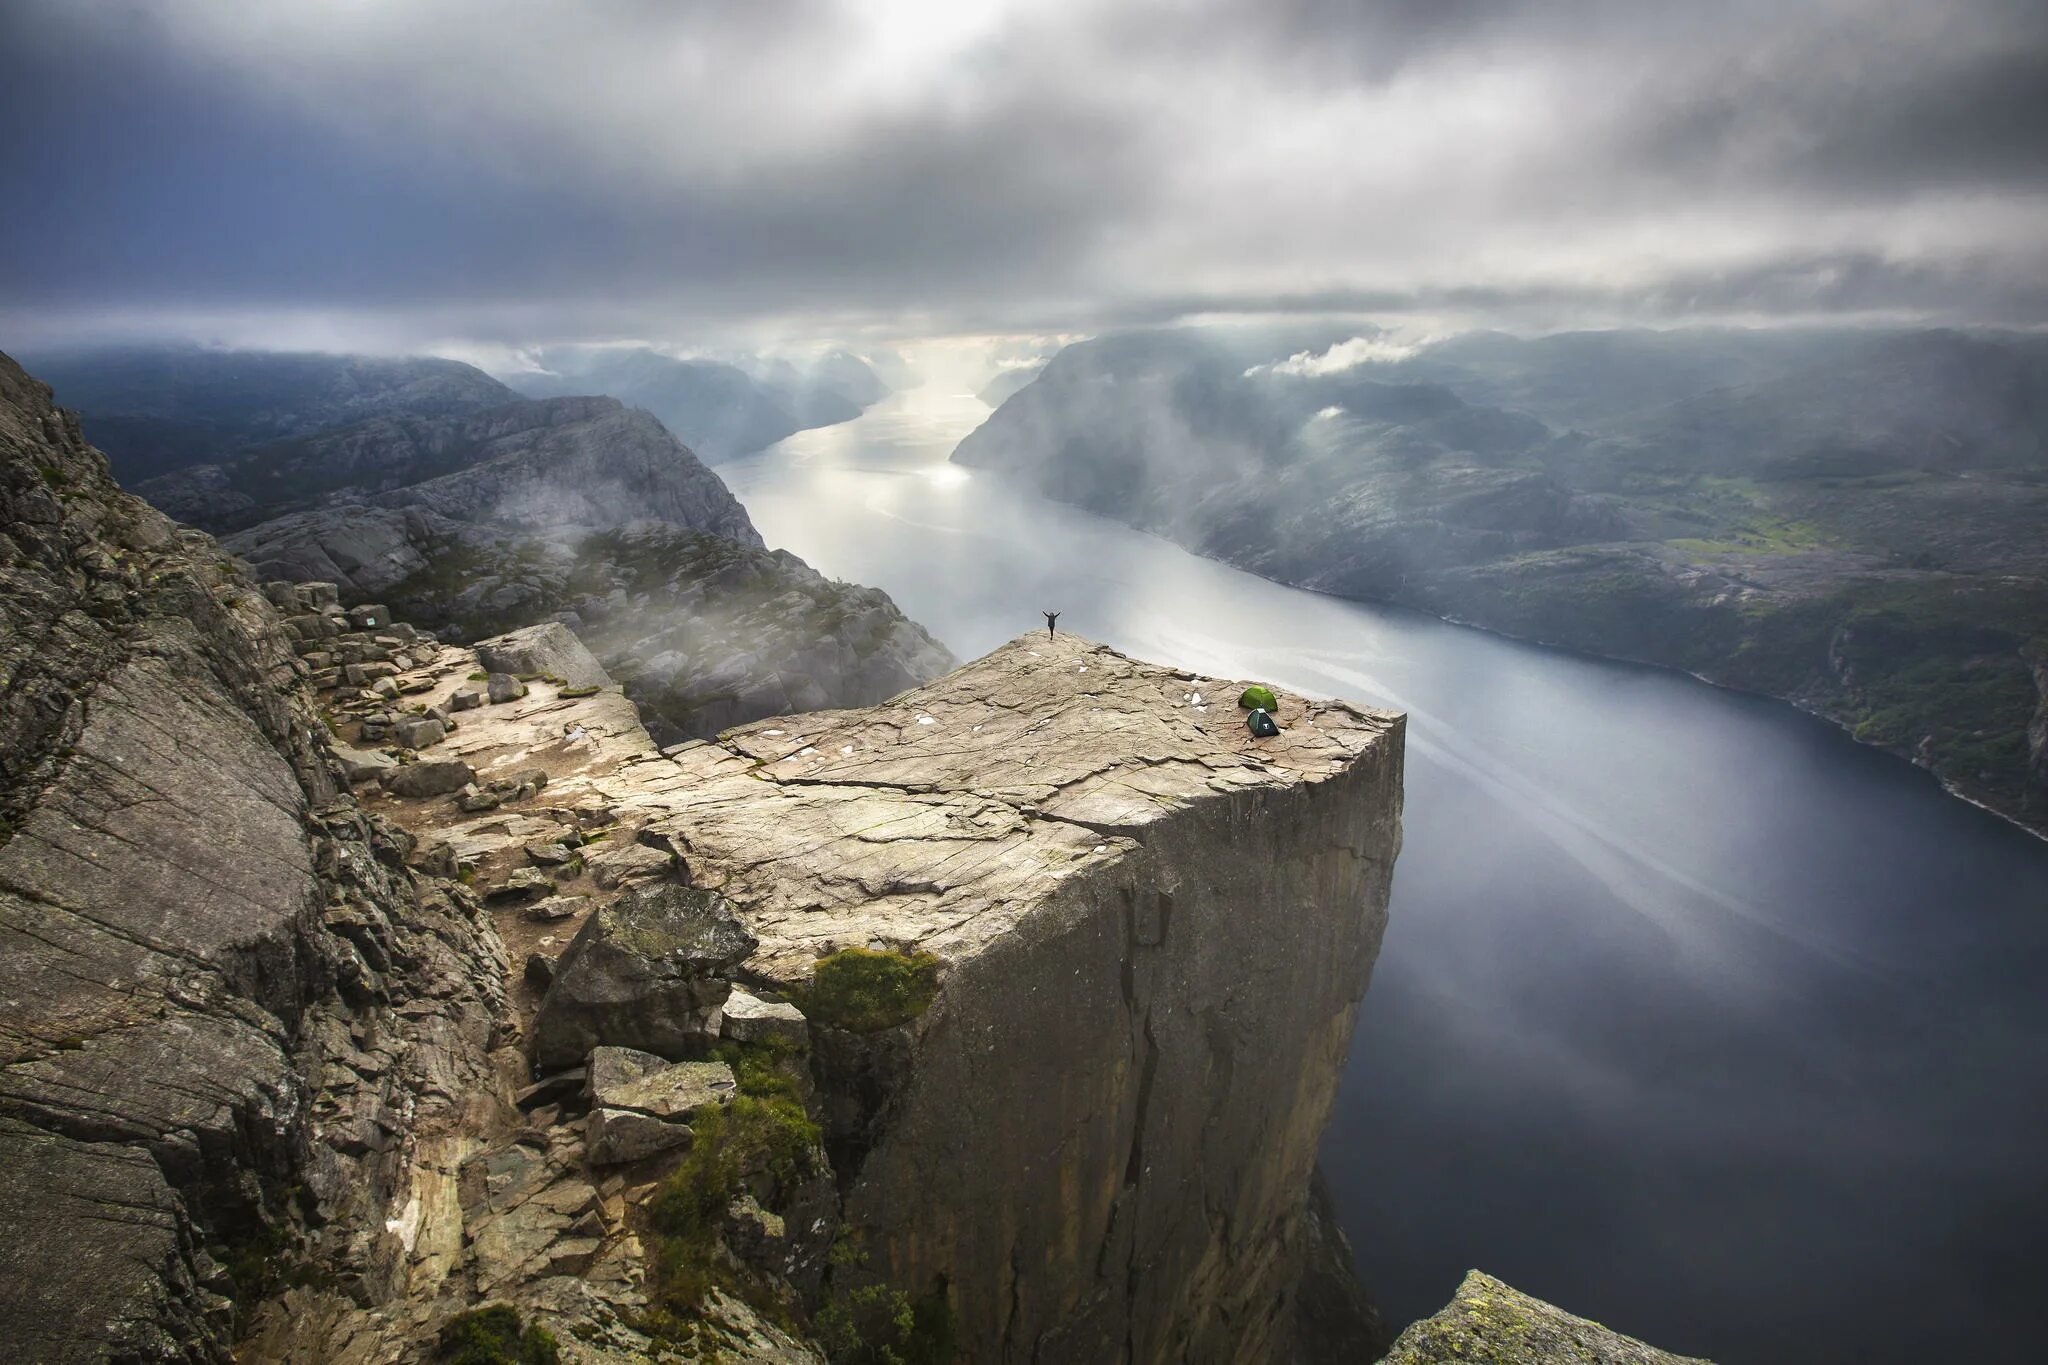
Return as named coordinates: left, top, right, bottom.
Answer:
left=802, top=947, right=941, bottom=1033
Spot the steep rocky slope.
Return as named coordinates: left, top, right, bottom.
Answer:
left=224, top=512, right=952, bottom=743
left=0, top=352, right=510, bottom=1362
left=115, top=373, right=949, bottom=740
left=0, top=345, right=1705, bottom=1363
left=238, top=610, right=1406, bottom=1363
left=135, top=395, right=762, bottom=545
left=25, top=343, right=517, bottom=482
left=957, top=326, right=2048, bottom=837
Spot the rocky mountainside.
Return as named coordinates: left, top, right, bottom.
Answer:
left=24, top=343, right=517, bottom=482
left=0, top=346, right=1706, bottom=1363
left=507, top=346, right=890, bottom=460
left=229, top=511, right=954, bottom=742
left=957, top=326, right=2048, bottom=837
left=108, top=368, right=950, bottom=737
left=133, top=394, right=762, bottom=544
left=0, top=350, right=509, bottom=1362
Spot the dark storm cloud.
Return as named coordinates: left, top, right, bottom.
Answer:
left=0, top=0, right=2042, bottom=349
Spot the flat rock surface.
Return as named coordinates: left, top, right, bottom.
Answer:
left=637, top=632, right=1399, bottom=977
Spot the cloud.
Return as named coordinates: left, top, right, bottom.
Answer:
left=1, top=0, right=2043, bottom=349
left=1252, top=336, right=1423, bottom=378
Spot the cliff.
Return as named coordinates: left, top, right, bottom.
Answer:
left=955, top=326, right=2048, bottom=838
left=0, top=344, right=1708, bottom=1363
left=231, top=614, right=1404, bottom=1362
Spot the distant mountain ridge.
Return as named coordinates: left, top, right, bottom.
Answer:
left=504, top=344, right=891, bottom=459
left=23, top=343, right=517, bottom=481
left=136, top=394, right=762, bottom=545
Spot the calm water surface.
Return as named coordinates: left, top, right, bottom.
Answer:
left=717, top=385, right=2048, bottom=1363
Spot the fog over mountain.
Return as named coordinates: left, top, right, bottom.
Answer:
left=7, top=6, right=2048, bottom=1365
left=2, top=0, right=2044, bottom=349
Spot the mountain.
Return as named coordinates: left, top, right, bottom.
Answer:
left=135, top=394, right=763, bottom=544
left=505, top=345, right=890, bottom=459
left=225, top=509, right=954, bottom=741
left=736, top=347, right=892, bottom=427
left=956, top=325, right=2048, bottom=836
left=0, top=345, right=1408, bottom=1362
left=977, top=360, right=1046, bottom=408
left=23, top=342, right=517, bottom=481
left=116, top=368, right=958, bottom=737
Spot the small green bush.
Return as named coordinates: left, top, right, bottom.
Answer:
left=1237, top=684, right=1278, bottom=712
left=803, top=948, right=940, bottom=1033
left=435, top=1305, right=560, bottom=1364
left=816, top=1238, right=956, bottom=1365
left=644, top=1088, right=823, bottom=1322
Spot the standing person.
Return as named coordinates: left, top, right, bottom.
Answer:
left=1043, top=610, right=1060, bottom=639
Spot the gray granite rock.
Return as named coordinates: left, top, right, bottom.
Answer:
left=381, top=758, right=475, bottom=797
left=475, top=622, right=615, bottom=690
left=529, top=885, right=755, bottom=1070
left=391, top=716, right=446, bottom=749
left=332, top=743, right=396, bottom=783
left=721, top=988, right=810, bottom=1048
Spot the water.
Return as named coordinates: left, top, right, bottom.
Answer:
left=717, top=385, right=2048, bottom=1363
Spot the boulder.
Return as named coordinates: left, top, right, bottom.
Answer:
left=369, top=676, right=400, bottom=700
left=523, top=952, right=556, bottom=990
left=526, top=895, right=588, bottom=922
left=489, top=868, right=555, bottom=900
left=581, top=1048, right=737, bottom=1166
left=475, top=622, right=616, bottom=690
left=585, top=1107, right=694, bottom=1166
left=524, top=841, right=574, bottom=866
left=456, top=783, right=503, bottom=813
left=486, top=672, right=526, bottom=704
left=586, top=1046, right=737, bottom=1120
left=721, top=988, right=810, bottom=1048
left=529, top=884, right=756, bottom=1070
left=391, top=716, right=446, bottom=749
left=348, top=603, right=393, bottom=629
left=449, top=687, right=484, bottom=711
left=585, top=839, right=674, bottom=890
left=381, top=758, right=475, bottom=798
left=331, top=743, right=395, bottom=784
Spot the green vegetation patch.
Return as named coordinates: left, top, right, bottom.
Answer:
left=558, top=684, right=600, bottom=699
left=816, top=1237, right=957, bottom=1365
left=801, top=947, right=941, bottom=1033
left=642, top=1042, right=824, bottom=1331
left=1237, top=684, right=1278, bottom=711
left=435, top=1305, right=560, bottom=1364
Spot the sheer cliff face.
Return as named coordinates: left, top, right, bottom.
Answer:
left=645, top=637, right=1405, bottom=1362
left=0, top=351, right=508, bottom=1362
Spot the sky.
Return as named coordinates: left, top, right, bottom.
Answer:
left=1, top=0, right=2045, bottom=353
